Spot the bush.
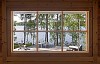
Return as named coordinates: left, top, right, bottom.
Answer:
left=14, top=43, right=32, bottom=49
left=26, top=43, right=32, bottom=47
left=14, top=43, right=19, bottom=49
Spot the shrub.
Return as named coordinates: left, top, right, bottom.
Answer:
left=26, top=43, right=32, bottom=47
left=14, top=43, right=19, bottom=49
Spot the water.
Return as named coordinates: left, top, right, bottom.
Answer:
left=14, top=26, right=85, bottom=45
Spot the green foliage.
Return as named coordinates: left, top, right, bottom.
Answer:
left=14, top=43, right=19, bottom=49
left=26, top=20, right=36, bottom=30
left=64, top=14, right=86, bottom=45
left=39, top=21, right=46, bottom=29
left=25, top=20, right=36, bottom=44
left=64, top=14, right=85, bottom=31
left=25, top=43, right=32, bottom=47
left=14, top=21, right=17, bottom=26
left=14, top=43, right=32, bottom=49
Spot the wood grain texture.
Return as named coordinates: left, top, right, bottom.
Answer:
left=7, top=62, right=93, bottom=64
left=7, top=57, right=93, bottom=62
left=98, top=2, right=100, bottom=56
left=6, top=0, right=92, bottom=2
left=0, top=0, right=100, bottom=64
left=6, top=1, right=92, bottom=8
left=93, top=1, right=98, bottom=64
left=0, top=7, right=1, bottom=55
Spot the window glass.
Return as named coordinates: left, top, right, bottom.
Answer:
left=12, top=11, right=88, bottom=53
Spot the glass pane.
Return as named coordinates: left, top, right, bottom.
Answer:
left=12, top=11, right=88, bottom=53
left=63, top=32, right=87, bottom=51
left=48, top=14, right=62, bottom=31
left=80, top=14, right=87, bottom=31
left=13, top=11, right=37, bottom=31
left=13, top=32, right=37, bottom=51
left=38, top=32, right=62, bottom=51
left=38, top=13, right=62, bottom=31
left=26, top=19, right=37, bottom=31
left=63, top=14, right=86, bottom=31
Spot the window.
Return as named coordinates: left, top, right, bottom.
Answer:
left=12, top=11, right=89, bottom=53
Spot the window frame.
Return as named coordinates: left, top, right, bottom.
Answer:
left=12, top=11, right=89, bottom=53
left=6, top=8, right=93, bottom=57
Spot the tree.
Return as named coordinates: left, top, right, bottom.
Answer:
left=49, top=14, right=62, bottom=46
left=26, top=19, right=36, bottom=45
left=38, top=14, right=46, bottom=29
left=64, top=13, right=86, bottom=46
left=17, top=13, right=37, bottom=45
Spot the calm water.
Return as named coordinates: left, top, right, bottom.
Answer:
left=14, top=26, right=84, bottom=45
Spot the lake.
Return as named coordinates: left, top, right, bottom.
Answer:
left=14, top=26, right=85, bottom=45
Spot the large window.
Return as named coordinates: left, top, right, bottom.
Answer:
left=12, top=11, right=89, bottom=53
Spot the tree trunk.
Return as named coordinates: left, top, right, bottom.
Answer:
left=33, top=33, right=35, bottom=45
left=72, top=33, right=74, bottom=44
left=26, top=32, right=28, bottom=43
left=23, top=18, right=27, bottom=45
left=46, top=14, right=48, bottom=45
left=56, top=14, right=59, bottom=46
left=77, top=14, right=80, bottom=50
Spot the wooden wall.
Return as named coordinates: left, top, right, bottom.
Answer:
left=98, top=0, right=100, bottom=64
left=0, top=0, right=2, bottom=64
left=98, top=0, right=100, bottom=55
left=0, top=0, right=2, bottom=54
left=1, top=0, right=99, bottom=64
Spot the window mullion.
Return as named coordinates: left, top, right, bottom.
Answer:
left=61, top=11, right=63, bottom=52
left=86, top=12, right=89, bottom=51
left=11, top=11, right=14, bottom=52
left=36, top=11, right=38, bottom=52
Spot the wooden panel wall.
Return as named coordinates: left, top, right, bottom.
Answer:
left=98, top=0, right=100, bottom=64
left=0, top=0, right=2, bottom=54
left=6, top=61, right=93, bottom=64
left=6, top=0, right=93, bottom=10
left=98, top=1, right=100, bottom=56
left=1, top=0, right=99, bottom=64
left=0, top=0, right=2, bottom=64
